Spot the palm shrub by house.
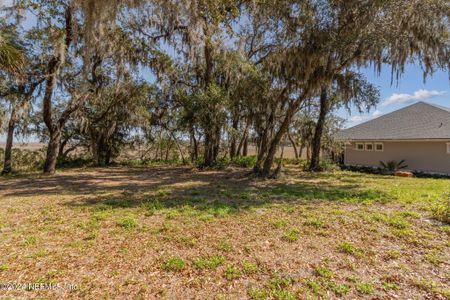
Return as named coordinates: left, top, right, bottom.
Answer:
left=379, top=160, right=408, bottom=173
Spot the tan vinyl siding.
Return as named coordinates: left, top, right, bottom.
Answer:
left=344, top=141, right=450, bottom=174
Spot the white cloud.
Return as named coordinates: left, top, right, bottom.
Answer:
left=382, top=89, right=447, bottom=107
left=372, top=110, right=382, bottom=118
left=348, top=115, right=367, bottom=123
left=347, top=110, right=383, bottom=127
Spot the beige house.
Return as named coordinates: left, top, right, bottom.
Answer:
left=337, top=102, right=450, bottom=175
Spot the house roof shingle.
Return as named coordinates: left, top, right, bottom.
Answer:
left=336, top=102, right=450, bottom=140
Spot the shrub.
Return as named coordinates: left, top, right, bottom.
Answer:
left=231, top=156, right=257, bottom=168
left=379, top=160, right=408, bottom=172
left=319, top=159, right=340, bottom=171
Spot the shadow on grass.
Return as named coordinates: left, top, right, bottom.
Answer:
left=0, top=165, right=391, bottom=215
left=60, top=170, right=391, bottom=216
left=264, top=184, right=388, bottom=203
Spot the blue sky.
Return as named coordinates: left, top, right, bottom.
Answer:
left=340, top=65, right=449, bottom=128
left=1, top=2, right=448, bottom=141
left=1, top=63, right=447, bottom=143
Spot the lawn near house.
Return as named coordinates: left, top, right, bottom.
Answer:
left=0, top=166, right=449, bottom=299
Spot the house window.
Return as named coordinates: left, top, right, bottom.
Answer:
left=365, top=143, right=374, bottom=151
left=375, top=143, right=384, bottom=152
left=447, top=143, right=450, bottom=154
left=355, top=143, right=364, bottom=151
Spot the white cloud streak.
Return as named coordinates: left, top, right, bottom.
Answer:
left=382, top=89, right=447, bottom=107
left=347, top=110, right=383, bottom=127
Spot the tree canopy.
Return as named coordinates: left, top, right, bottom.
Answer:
left=0, top=0, right=448, bottom=175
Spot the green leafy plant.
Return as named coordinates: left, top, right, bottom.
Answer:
left=379, top=160, right=408, bottom=172
left=231, top=156, right=257, bottom=168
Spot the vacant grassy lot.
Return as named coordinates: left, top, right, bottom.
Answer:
left=0, top=165, right=449, bottom=299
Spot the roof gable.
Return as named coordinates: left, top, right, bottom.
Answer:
left=337, top=102, right=450, bottom=140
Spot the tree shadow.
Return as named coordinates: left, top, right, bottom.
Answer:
left=59, top=169, right=390, bottom=215
left=0, top=166, right=246, bottom=197
left=0, top=166, right=391, bottom=215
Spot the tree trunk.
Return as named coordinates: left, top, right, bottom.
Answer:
left=272, top=137, right=287, bottom=179
left=253, top=110, right=274, bottom=174
left=190, top=127, right=198, bottom=163
left=169, top=131, right=186, bottom=163
left=42, top=4, right=74, bottom=174
left=44, top=129, right=62, bottom=174
left=165, top=136, right=171, bottom=161
left=236, top=120, right=249, bottom=157
left=204, top=131, right=213, bottom=166
left=243, top=136, right=248, bottom=156
left=309, top=88, right=329, bottom=171
left=203, top=124, right=220, bottom=167
left=260, top=103, right=297, bottom=177
left=2, top=104, right=18, bottom=175
left=58, top=138, right=68, bottom=161
left=287, top=132, right=299, bottom=159
left=229, top=116, right=239, bottom=158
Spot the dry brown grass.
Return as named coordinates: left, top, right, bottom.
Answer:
left=0, top=166, right=449, bottom=299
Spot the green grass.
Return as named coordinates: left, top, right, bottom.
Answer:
left=117, top=216, right=138, bottom=229
left=305, top=278, right=325, bottom=297
left=356, top=282, right=375, bottom=295
left=269, top=273, right=292, bottom=290
left=272, top=289, right=296, bottom=300
left=248, top=287, right=268, bottom=300
left=242, top=261, right=259, bottom=274
left=304, top=217, right=325, bottom=228
left=383, top=282, right=399, bottom=290
left=1, top=167, right=449, bottom=299
left=424, top=251, right=444, bottom=266
left=217, top=239, right=233, bottom=252
left=314, top=266, right=334, bottom=278
left=224, top=265, right=241, bottom=280
left=271, top=218, right=288, bottom=228
left=0, top=264, right=9, bottom=272
left=162, top=256, right=185, bottom=272
left=24, top=235, right=38, bottom=246
left=282, top=229, right=300, bottom=242
left=339, top=241, right=364, bottom=257
left=193, top=255, right=226, bottom=270
left=386, top=250, right=401, bottom=260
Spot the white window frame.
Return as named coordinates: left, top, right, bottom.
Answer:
left=365, top=143, right=374, bottom=151
left=374, top=143, right=384, bottom=152
left=355, top=143, right=364, bottom=151
left=447, top=143, right=450, bottom=154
